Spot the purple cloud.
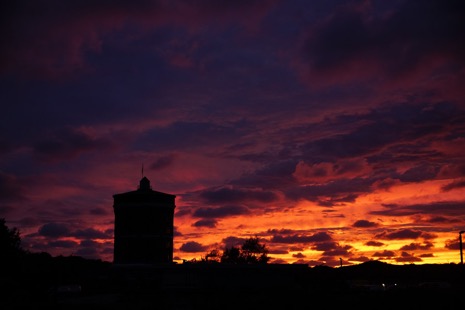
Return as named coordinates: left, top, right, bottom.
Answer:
left=38, top=223, right=70, bottom=238
left=179, top=241, right=208, bottom=253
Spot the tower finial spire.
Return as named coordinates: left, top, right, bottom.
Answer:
left=141, top=163, right=144, bottom=178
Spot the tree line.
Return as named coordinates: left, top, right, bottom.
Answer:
left=0, top=218, right=24, bottom=270
left=194, top=237, right=270, bottom=264
left=1, top=218, right=270, bottom=266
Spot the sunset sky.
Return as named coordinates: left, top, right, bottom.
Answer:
left=1, top=0, right=465, bottom=267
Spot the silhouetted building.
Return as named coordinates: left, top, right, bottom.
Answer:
left=113, top=176, right=176, bottom=264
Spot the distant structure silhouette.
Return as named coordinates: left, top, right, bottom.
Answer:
left=113, top=176, right=176, bottom=264
left=460, top=231, right=465, bottom=264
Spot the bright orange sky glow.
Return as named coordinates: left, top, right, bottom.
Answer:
left=1, top=0, right=465, bottom=268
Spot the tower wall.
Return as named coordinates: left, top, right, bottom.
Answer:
left=113, top=177, right=176, bottom=264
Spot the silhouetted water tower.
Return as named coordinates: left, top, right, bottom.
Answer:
left=113, top=176, right=176, bottom=264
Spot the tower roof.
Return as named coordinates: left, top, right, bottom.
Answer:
left=113, top=177, right=176, bottom=200
left=139, top=176, right=151, bottom=191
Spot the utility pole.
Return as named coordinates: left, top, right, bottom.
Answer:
left=460, top=231, right=465, bottom=264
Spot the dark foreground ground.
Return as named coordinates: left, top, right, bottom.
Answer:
left=2, top=258, right=464, bottom=309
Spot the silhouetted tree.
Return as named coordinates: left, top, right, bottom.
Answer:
left=221, top=246, right=242, bottom=263
left=240, top=237, right=269, bottom=264
left=0, top=218, right=25, bottom=272
left=220, top=237, right=269, bottom=264
left=202, top=249, right=221, bottom=263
